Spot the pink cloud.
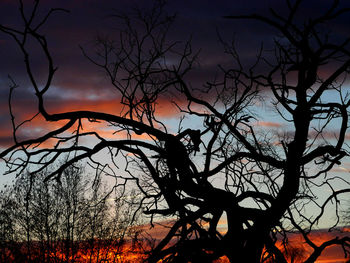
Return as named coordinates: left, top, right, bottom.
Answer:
left=255, top=121, right=283, bottom=128
left=0, top=95, right=185, bottom=148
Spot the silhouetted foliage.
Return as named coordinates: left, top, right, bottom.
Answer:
left=0, top=164, right=142, bottom=262
left=1, top=0, right=350, bottom=262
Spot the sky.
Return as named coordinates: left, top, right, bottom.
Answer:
left=1, top=0, right=350, bottom=149
left=1, top=0, right=350, bottom=261
left=1, top=0, right=350, bottom=232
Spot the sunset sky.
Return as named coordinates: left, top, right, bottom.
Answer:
left=1, top=0, right=349, bottom=146
left=0, top=0, right=350, bottom=142
left=1, top=0, right=350, bottom=261
left=0, top=0, right=350, bottom=207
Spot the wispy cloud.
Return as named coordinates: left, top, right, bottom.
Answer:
left=255, top=121, right=283, bottom=128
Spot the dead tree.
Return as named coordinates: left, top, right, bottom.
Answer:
left=1, top=0, right=350, bottom=262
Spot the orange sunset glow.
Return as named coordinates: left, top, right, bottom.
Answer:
left=2, top=228, right=349, bottom=262
left=273, top=230, right=350, bottom=263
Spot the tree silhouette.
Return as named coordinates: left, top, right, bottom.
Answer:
left=1, top=0, right=350, bottom=262
left=0, top=164, right=142, bottom=262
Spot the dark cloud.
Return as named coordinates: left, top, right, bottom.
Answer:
left=1, top=0, right=350, bottom=147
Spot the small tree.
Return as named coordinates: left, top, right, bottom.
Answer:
left=1, top=0, right=350, bottom=262
left=0, top=164, right=142, bottom=262
left=0, top=188, right=18, bottom=262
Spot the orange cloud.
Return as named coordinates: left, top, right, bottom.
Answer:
left=0, top=93, right=187, bottom=148
left=1, top=107, right=167, bottom=151
left=46, top=96, right=182, bottom=118
left=273, top=229, right=350, bottom=263
left=142, top=220, right=349, bottom=263
left=255, top=121, right=283, bottom=128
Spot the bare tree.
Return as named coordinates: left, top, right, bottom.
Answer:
left=0, top=163, right=142, bottom=262
left=1, top=0, right=350, bottom=262
left=0, top=188, right=19, bottom=262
